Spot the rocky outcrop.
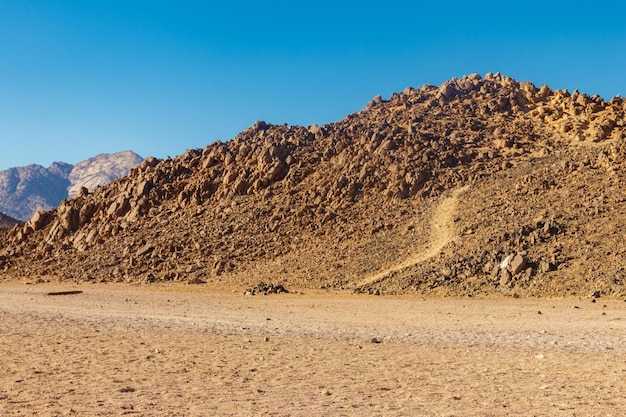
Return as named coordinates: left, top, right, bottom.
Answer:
left=0, top=73, right=625, bottom=297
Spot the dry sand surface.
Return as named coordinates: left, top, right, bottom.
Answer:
left=1, top=282, right=625, bottom=416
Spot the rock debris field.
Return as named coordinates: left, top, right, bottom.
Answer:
left=1, top=73, right=626, bottom=298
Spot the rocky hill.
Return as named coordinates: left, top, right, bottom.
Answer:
left=0, top=151, right=142, bottom=221
left=1, top=73, right=625, bottom=298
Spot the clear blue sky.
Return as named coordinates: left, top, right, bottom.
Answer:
left=1, top=1, right=625, bottom=170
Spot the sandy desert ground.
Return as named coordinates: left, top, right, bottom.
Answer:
left=1, top=282, right=625, bottom=416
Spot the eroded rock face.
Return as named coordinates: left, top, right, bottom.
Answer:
left=1, top=73, right=625, bottom=297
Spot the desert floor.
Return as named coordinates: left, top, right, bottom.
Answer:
left=1, top=282, right=625, bottom=416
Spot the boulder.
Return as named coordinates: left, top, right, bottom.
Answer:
left=500, top=269, right=511, bottom=286
left=509, top=254, right=527, bottom=275
left=28, top=208, right=51, bottom=232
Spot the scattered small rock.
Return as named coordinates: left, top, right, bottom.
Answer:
left=588, top=290, right=601, bottom=299
left=243, top=282, right=289, bottom=295
left=187, top=276, right=205, bottom=285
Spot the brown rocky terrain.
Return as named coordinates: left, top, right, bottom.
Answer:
left=1, top=72, right=625, bottom=297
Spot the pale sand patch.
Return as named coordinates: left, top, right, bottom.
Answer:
left=1, top=283, right=625, bottom=416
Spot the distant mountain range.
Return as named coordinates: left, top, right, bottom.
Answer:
left=0, top=150, right=143, bottom=221
left=0, top=212, right=20, bottom=228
